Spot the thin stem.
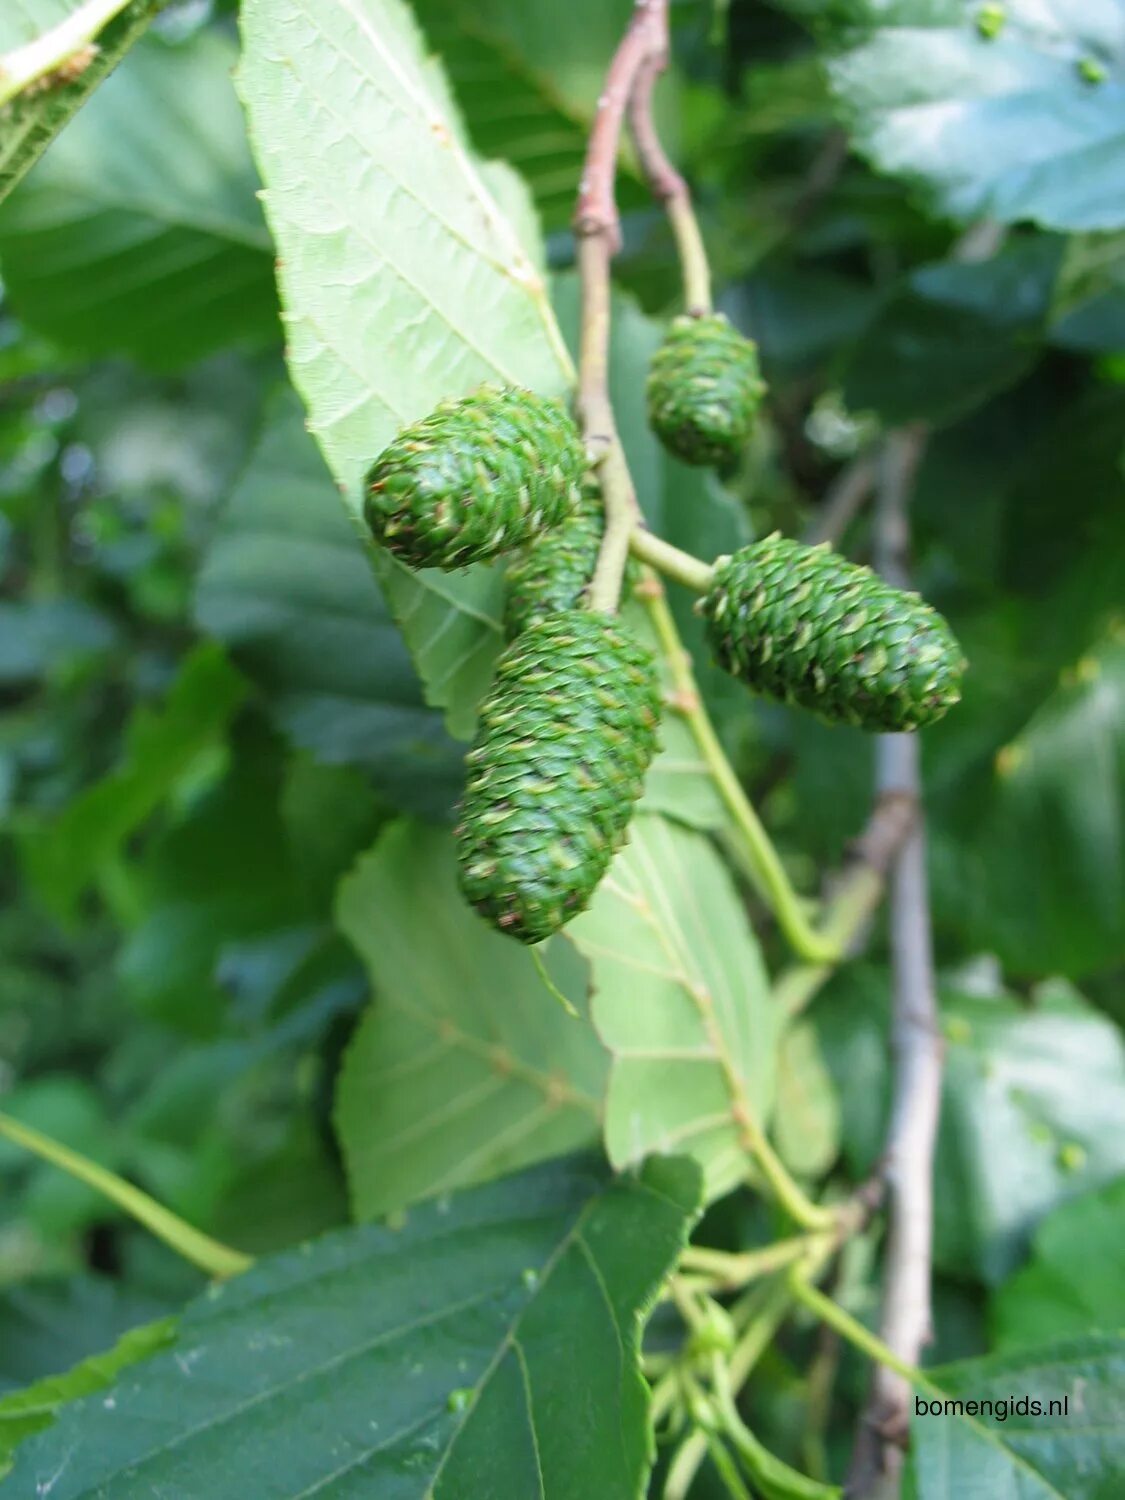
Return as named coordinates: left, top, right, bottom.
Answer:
left=668, top=1274, right=710, bottom=1332
left=704, top=1433, right=754, bottom=1500
left=649, top=1367, right=682, bottom=1428
left=630, top=527, right=714, bottom=592
left=802, top=454, right=877, bottom=548
left=575, top=233, right=614, bottom=454
left=573, top=1, right=660, bottom=250
left=641, top=597, right=833, bottom=1227
left=642, top=582, right=842, bottom=966
left=588, top=442, right=638, bottom=613
left=666, top=1241, right=836, bottom=1500
left=789, top=1272, right=923, bottom=1392
left=666, top=195, right=713, bottom=317
left=741, top=1125, right=836, bottom=1232
left=679, top=1234, right=827, bottom=1288
left=627, top=42, right=713, bottom=315
left=0, top=1110, right=252, bottom=1280
left=709, top=1353, right=842, bottom=1500
left=770, top=790, right=916, bottom=1019
left=803, top=1314, right=843, bottom=1483
left=0, top=0, right=130, bottom=105
left=665, top=1425, right=711, bottom=1500
left=574, top=6, right=657, bottom=616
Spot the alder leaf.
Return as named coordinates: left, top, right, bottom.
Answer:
left=910, top=1335, right=1125, bottom=1500
left=773, top=1020, right=841, bottom=1180
left=0, top=1316, right=176, bottom=1477
left=0, top=0, right=163, bottom=206
left=238, top=0, right=573, bottom=735
left=196, top=386, right=463, bottom=817
left=569, top=813, right=777, bottom=1201
left=788, top=0, right=1125, bottom=232
left=992, top=1177, right=1125, bottom=1350
left=1, top=1155, right=701, bottom=1500
left=411, top=0, right=648, bottom=231
left=19, top=643, right=246, bottom=920
left=333, top=820, right=609, bottom=1219
left=0, top=31, right=278, bottom=368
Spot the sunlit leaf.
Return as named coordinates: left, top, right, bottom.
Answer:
left=569, top=813, right=776, bottom=1201
left=334, top=820, right=609, bottom=1218
left=238, top=0, right=573, bottom=734
left=787, top=0, right=1125, bottom=232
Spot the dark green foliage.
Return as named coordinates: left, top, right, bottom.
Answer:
left=701, top=534, right=965, bottom=731
left=646, top=314, right=765, bottom=467
left=363, top=384, right=586, bottom=570
left=502, top=482, right=636, bottom=639
left=457, top=611, right=661, bottom=942
left=5, top=5, right=1125, bottom=1494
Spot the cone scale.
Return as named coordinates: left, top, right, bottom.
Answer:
left=503, top=482, right=635, bottom=639
left=457, top=611, right=661, bottom=943
left=701, top=535, right=965, bottom=731
left=364, top=385, right=586, bottom=571
left=646, top=314, right=765, bottom=468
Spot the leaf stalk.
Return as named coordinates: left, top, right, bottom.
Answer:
left=0, top=1110, right=252, bottom=1280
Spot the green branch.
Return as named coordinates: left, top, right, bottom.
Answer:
left=0, top=0, right=134, bottom=106
left=0, top=1110, right=252, bottom=1280
left=663, top=1238, right=836, bottom=1500
left=788, top=1270, right=928, bottom=1392
left=710, top=1352, right=842, bottom=1499
left=679, top=1233, right=831, bottom=1288
left=629, top=528, right=714, bottom=592
left=643, top=583, right=843, bottom=966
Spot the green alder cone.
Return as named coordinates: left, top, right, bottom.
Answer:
left=364, top=385, right=587, bottom=570
left=502, top=482, right=636, bottom=639
left=457, top=611, right=661, bottom=943
left=701, top=534, right=966, bottom=731
left=646, top=313, right=766, bottom=467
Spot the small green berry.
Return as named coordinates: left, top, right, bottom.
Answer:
left=1058, top=1142, right=1087, bottom=1173
left=1078, top=57, right=1108, bottom=85
left=700, top=534, right=966, bottom=732
left=646, top=313, right=765, bottom=468
left=364, top=385, right=586, bottom=571
left=944, top=1015, right=973, bottom=1046
left=688, top=1302, right=737, bottom=1359
left=456, top=611, right=661, bottom=943
left=976, top=4, right=1006, bottom=41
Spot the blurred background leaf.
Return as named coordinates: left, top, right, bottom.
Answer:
left=0, top=31, right=279, bottom=367
left=196, top=387, right=463, bottom=817
left=0, top=0, right=165, bottom=205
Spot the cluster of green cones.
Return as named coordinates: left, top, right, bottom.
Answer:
left=360, top=378, right=966, bottom=945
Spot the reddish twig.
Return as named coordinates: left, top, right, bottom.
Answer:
left=573, top=0, right=664, bottom=249
left=625, top=3, right=713, bottom=314
left=575, top=2, right=668, bottom=609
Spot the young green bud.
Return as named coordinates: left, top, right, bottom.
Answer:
left=646, top=314, right=765, bottom=468
left=701, top=534, right=965, bottom=731
left=364, top=385, right=586, bottom=570
left=502, top=482, right=636, bottom=640
left=457, top=611, right=661, bottom=943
